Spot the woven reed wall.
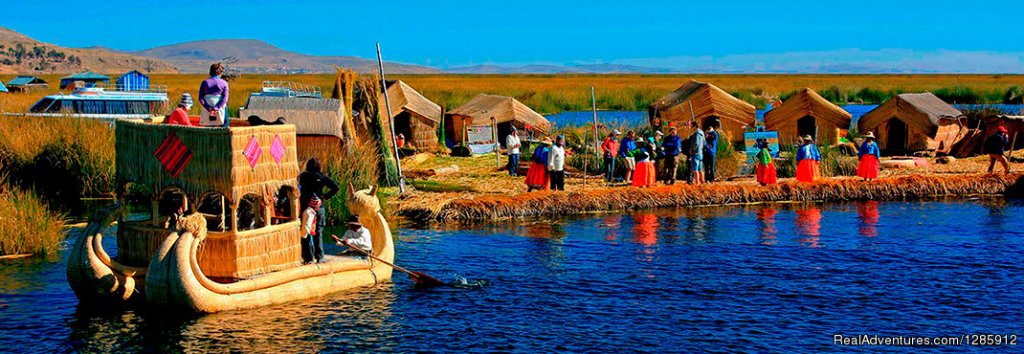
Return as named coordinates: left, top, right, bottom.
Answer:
left=117, top=222, right=174, bottom=266
left=410, top=113, right=439, bottom=149
left=239, top=96, right=345, bottom=139
left=296, top=135, right=344, bottom=165
left=227, top=127, right=300, bottom=204
left=197, top=221, right=303, bottom=279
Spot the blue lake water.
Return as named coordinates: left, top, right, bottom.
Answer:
left=2, top=199, right=1023, bottom=352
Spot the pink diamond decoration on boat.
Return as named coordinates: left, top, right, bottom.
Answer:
left=243, top=136, right=261, bottom=168
left=270, top=134, right=285, bottom=165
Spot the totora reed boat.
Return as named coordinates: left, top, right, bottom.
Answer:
left=67, top=120, right=394, bottom=313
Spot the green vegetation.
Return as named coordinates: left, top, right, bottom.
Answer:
left=0, top=182, right=67, bottom=257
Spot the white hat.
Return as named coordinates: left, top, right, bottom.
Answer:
left=655, top=130, right=664, bottom=136
left=612, top=129, right=621, bottom=135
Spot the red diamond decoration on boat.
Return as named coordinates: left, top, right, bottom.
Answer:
left=243, top=136, right=261, bottom=168
left=270, top=134, right=285, bottom=165
left=154, top=131, right=193, bottom=178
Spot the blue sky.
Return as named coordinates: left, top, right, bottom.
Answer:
left=2, top=0, right=1023, bottom=71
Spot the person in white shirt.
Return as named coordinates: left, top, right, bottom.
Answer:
left=300, top=196, right=322, bottom=264
left=333, top=215, right=373, bottom=259
left=506, top=125, right=522, bottom=176
left=547, top=134, right=567, bottom=191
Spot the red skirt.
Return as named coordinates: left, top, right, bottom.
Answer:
left=796, top=159, right=820, bottom=182
left=524, top=162, right=549, bottom=189
left=633, top=161, right=656, bottom=187
left=756, top=163, right=777, bottom=185
left=857, top=155, right=879, bottom=179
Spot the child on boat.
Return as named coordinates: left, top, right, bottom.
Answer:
left=755, top=139, right=777, bottom=186
left=301, top=196, right=322, bottom=264
left=332, top=215, right=373, bottom=260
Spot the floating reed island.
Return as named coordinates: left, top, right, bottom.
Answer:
left=398, top=173, right=1024, bottom=221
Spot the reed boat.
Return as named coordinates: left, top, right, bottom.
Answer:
left=66, top=120, right=394, bottom=313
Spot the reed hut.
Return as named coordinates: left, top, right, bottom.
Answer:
left=115, top=121, right=301, bottom=279
left=384, top=80, right=441, bottom=149
left=764, top=88, right=853, bottom=145
left=858, top=93, right=967, bottom=153
left=6, top=76, right=48, bottom=92
left=445, top=93, right=550, bottom=147
left=648, top=80, right=755, bottom=144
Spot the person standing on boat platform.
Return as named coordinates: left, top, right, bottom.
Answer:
left=198, top=63, right=230, bottom=128
left=165, top=93, right=194, bottom=126
left=301, top=196, right=323, bottom=264
left=299, top=158, right=340, bottom=263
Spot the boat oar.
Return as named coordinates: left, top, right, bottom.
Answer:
left=331, top=235, right=447, bottom=288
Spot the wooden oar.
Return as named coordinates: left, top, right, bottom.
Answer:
left=331, top=235, right=446, bottom=288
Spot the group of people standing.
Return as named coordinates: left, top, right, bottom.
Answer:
left=600, top=121, right=720, bottom=188
left=754, top=132, right=882, bottom=186
left=164, top=63, right=231, bottom=128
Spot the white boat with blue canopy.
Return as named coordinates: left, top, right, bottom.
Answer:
left=24, top=85, right=169, bottom=120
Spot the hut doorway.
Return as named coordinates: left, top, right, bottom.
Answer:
left=393, top=112, right=413, bottom=149
left=701, top=116, right=722, bottom=130
left=496, top=122, right=515, bottom=149
left=797, top=116, right=817, bottom=141
left=886, top=119, right=908, bottom=152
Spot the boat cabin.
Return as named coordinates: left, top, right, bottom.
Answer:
left=27, top=86, right=169, bottom=119
left=115, top=120, right=301, bottom=280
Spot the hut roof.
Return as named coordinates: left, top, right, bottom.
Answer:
left=7, top=76, right=47, bottom=86
left=648, top=80, right=755, bottom=126
left=0, top=81, right=7, bottom=93
left=385, top=80, right=441, bottom=122
left=448, top=93, right=550, bottom=133
left=61, top=71, right=110, bottom=81
left=239, top=96, right=345, bottom=138
left=859, top=93, right=964, bottom=134
left=764, top=88, right=852, bottom=127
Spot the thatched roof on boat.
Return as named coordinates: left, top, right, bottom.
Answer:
left=648, top=80, right=755, bottom=143
left=238, top=96, right=345, bottom=139
left=115, top=121, right=299, bottom=205
left=447, top=93, right=550, bottom=133
left=385, top=80, right=441, bottom=123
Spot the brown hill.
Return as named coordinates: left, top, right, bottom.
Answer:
left=135, top=39, right=439, bottom=74
left=0, top=27, right=179, bottom=75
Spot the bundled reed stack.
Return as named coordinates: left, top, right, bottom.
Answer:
left=332, top=67, right=361, bottom=145
left=649, top=80, right=756, bottom=144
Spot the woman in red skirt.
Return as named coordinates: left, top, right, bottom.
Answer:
left=525, top=140, right=552, bottom=191
left=754, top=139, right=777, bottom=185
left=857, top=132, right=881, bottom=181
left=632, top=141, right=656, bottom=187
left=795, top=135, right=821, bottom=183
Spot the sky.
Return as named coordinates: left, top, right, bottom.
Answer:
left=2, top=0, right=1024, bottom=72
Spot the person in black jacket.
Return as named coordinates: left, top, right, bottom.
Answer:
left=984, top=126, right=1011, bottom=174
left=298, top=158, right=340, bottom=263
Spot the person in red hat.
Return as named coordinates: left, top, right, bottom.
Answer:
left=984, top=126, right=1011, bottom=173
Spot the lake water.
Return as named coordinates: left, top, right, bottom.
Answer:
left=2, top=199, right=1023, bottom=352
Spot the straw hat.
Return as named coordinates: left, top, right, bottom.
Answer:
left=864, top=132, right=875, bottom=139
left=612, top=129, right=621, bottom=136
left=801, top=135, right=813, bottom=141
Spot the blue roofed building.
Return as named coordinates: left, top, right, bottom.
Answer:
left=0, top=81, right=8, bottom=93
left=117, top=70, right=150, bottom=91
left=6, top=76, right=49, bottom=92
left=60, top=71, right=110, bottom=89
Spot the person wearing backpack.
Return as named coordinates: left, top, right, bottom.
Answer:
left=984, top=126, right=1011, bottom=174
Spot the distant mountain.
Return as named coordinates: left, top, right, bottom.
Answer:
left=446, top=63, right=677, bottom=74
left=135, top=39, right=440, bottom=74
left=0, top=27, right=178, bottom=74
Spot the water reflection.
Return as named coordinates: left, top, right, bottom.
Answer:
left=756, top=207, right=778, bottom=245
left=857, top=201, right=880, bottom=237
left=794, top=207, right=822, bottom=248
left=522, top=221, right=568, bottom=272
left=632, top=214, right=659, bottom=247
left=600, top=215, right=622, bottom=241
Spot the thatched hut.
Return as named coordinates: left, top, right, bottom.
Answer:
left=384, top=80, right=441, bottom=149
left=115, top=121, right=301, bottom=279
left=858, top=93, right=967, bottom=153
left=764, top=88, right=852, bottom=145
left=648, top=80, right=755, bottom=144
left=445, top=93, right=550, bottom=147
